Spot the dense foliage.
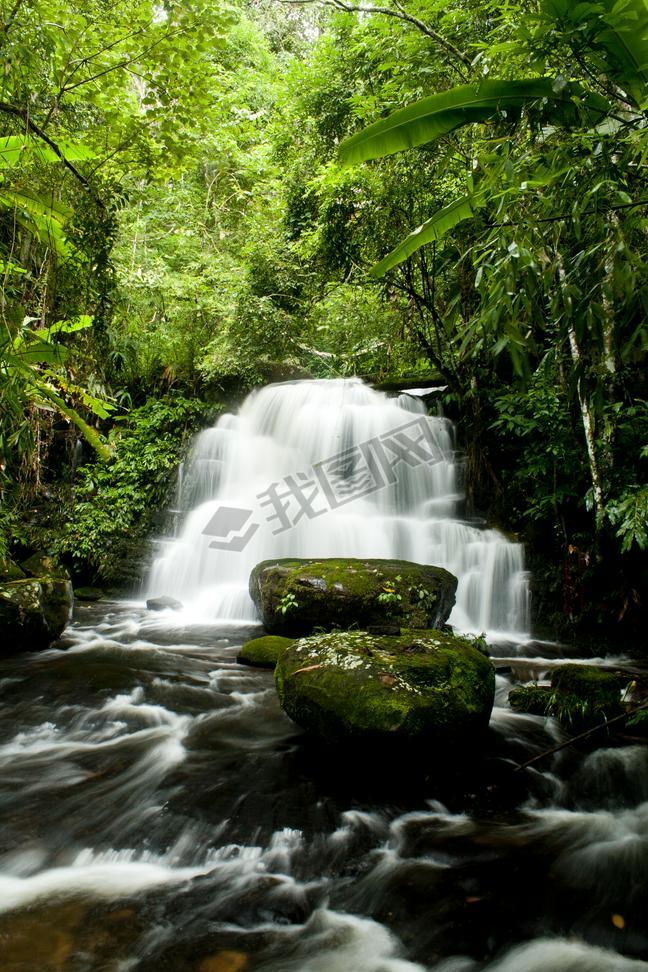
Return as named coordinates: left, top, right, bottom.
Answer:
left=0, top=0, right=646, bottom=637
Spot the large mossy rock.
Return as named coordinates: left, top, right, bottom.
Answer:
left=508, top=663, right=631, bottom=732
left=0, top=575, right=73, bottom=655
left=238, top=635, right=294, bottom=669
left=274, top=628, right=494, bottom=746
left=0, top=557, right=26, bottom=582
left=250, top=558, right=457, bottom=636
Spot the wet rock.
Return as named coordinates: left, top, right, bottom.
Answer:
left=250, top=558, right=457, bottom=636
left=367, top=624, right=401, bottom=636
left=237, top=635, right=294, bottom=669
left=146, top=595, right=183, bottom=611
left=74, top=586, right=104, bottom=602
left=0, top=557, right=25, bottom=582
left=508, top=664, right=632, bottom=732
left=274, top=628, right=494, bottom=746
left=0, top=575, right=73, bottom=654
left=20, top=550, right=68, bottom=579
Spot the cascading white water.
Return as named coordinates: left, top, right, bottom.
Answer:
left=148, top=379, right=530, bottom=639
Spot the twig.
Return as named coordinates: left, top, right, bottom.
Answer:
left=515, top=700, right=648, bottom=772
left=489, top=197, right=648, bottom=228
left=277, top=0, right=471, bottom=72
left=0, top=102, right=91, bottom=190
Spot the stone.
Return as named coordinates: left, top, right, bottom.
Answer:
left=508, top=664, right=632, bottom=731
left=237, top=635, right=294, bottom=669
left=0, top=557, right=26, bottom=582
left=274, top=628, right=494, bottom=746
left=146, top=595, right=183, bottom=611
left=0, top=576, right=73, bottom=655
left=250, top=558, right=457, bottom=636
left=74, top=586, right=104, bottom=602
left=20, top=551, right=68, bottom=579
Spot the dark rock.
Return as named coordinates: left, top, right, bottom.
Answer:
left=0, top=558, right=26, bottom=582
left=367, top=624, right=402, bottom=636
left=0, top=576, right=73, bottom=654
left=74, top=586, right=104, bottom=602
left=146, top=595, right=183, bottom=611
left=508, top=664, right=633, bottom=732
left=551, top=664, right=628, bottom=707
left=20, top=551, right=68, bottom=579
left=250, top=558, right=457, bottom=636
left=274, top=628, right=494, bottom=747
left=238, top=635, right=294, bottom=669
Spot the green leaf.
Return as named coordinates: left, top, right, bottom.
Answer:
left=30, top=382, right=112, bottom=462
left=46, top=315, right=94, bottom=337
left=370, top=194, right=486, bottom=277
left=0, top=187, right=75, bottom=258
left=339, top=80, right=609, bottom=165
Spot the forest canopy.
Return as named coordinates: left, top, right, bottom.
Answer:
left=0, top=0, right=646, bottom=638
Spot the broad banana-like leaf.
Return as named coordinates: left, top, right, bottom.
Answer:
left=0, top=135, right=96, bottom=169
left=4, top=341, right=68, bottom=367
left=0, top=187, right=75, bottom=258
left=339, top=79, right=609, bottom=165
left=370, top=193, right=485, bottom=277
left=46, top=315, right=94, bottom=337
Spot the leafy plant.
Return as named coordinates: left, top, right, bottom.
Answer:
left=276, top=592, right=299, bottom=617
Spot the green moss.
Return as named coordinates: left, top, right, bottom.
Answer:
left=250, top=558, right=457, bottom=635
left=551, top=664, right=628, bottom=704
left=509, top=665, right=632, bottom=732
left=74, top=586, right=104, bottom=602
left=237, top=635, right=294, bottom=669
left=0, top=558, right=26, bottom=582
left=274, top=627, right=494, bottom=745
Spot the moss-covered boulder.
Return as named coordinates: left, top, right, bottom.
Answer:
left=0, top=558, right=26, bottom=582
left=0, top=575, right=73, bottom=655
left=238, top=635, right=294, bottom=669
left=508, top=664, right=631, bottom=732
left=74, top=586, right=104, bottom=602
left=250, top=558, right=457, bottom=636
left=20, top=551, right=68, bottom=579
left=274, top=628, right=494, bottom=746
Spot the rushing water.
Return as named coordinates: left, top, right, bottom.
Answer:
left=1, top=379, right=646, bottom=970
left=0, top=603, right=646, bottom=971
left=148, top=380, right=529, bottom=640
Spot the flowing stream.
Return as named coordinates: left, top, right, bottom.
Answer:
left=0, top=379, right=646, bottom=971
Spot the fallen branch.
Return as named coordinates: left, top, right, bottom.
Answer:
left=514, top=700, right=648, bottom=773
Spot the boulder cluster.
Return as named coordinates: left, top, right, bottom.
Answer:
left=241, top=557, right=495, bottom=748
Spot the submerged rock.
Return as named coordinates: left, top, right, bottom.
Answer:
left=0, top=575, right=73, bottom=654
left=274, top=628, right=494, bottom=746
left=250, top=558, right=457, bottom=636
left=238, top=635, right=294, bottom=669
left=146, top=595, right=183, bottom=611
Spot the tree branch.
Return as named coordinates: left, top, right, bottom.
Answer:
left=0, top=102, right=91, bottom=190
left=277, top=0, right=472, bottom=72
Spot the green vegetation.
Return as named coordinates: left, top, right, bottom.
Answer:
left=274, top=627, right=495, bottom=744
left=0, top=0, right=645, bottom=636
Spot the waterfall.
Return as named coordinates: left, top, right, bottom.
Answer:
left=148, top=379, right=530, bottom=639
